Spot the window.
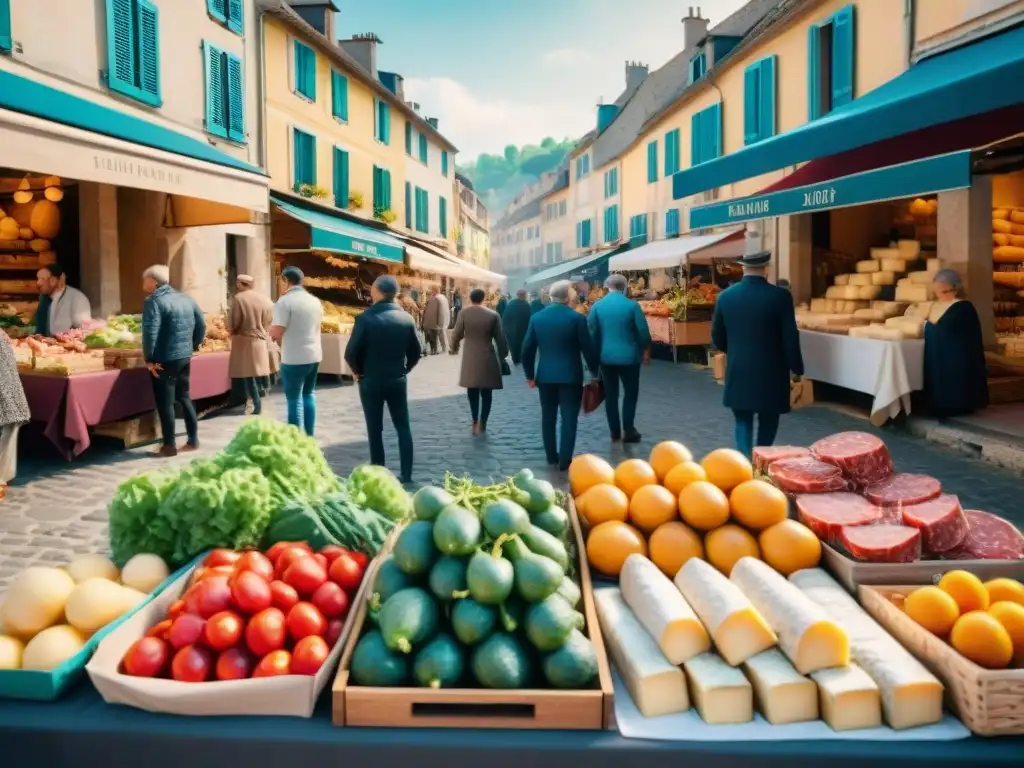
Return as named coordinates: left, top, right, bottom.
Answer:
left=743, top=56, right=777, bottom=145
left=418, top=133, right=428, bottom=164
left=372, top=166, right=392, bottom=216
left=207, top=0, right=243, bottom=35
left=404, top=181, right=412, bottom=228
left=441, top=150, right=449, bottom=177
left=292, top=128, right=316, bottom=188
left=1, top=0, right=12, bottom=53
left=404, top=121, right=413, bottom=154
left=664, top=128, right=680, bottom=176
left=333, top=147, right=349, bottom=208
left=331, top=71, right=348, bottom=121
left=665, top=209, right=680, bottom=237
left=575, top=154, right=590, bottom=179
left=629, top=214, right=649, bottom=245
left=439, top=197, right=448, bottom=238
left=202, top=42, right=244, bottom=142
left=691, top=103, right=722, bottom=166
left=647, top=140, right=658, bottom=184
left=414, top=187, right=429, bottom=233
left=808, top=4, right=855, bottom=120
left=105, top=0, right=161, bottom=107
left=689, top=52, right=706, bottom=84
left=293, top=40, right=316, bottom=101
left=603, top=205, right=619, bottom=242
left=559, top=200, right=567, bottom=216
left=576, top=219, right=592, bottom=249
left=604, top=168, right=618, bottom=199
left=375, top=99, right=391, bottom=144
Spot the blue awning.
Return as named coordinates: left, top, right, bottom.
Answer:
left=272, top=195, right=405, bottom=263
left=524, top=247, right=621, bottom=287
left=672, top=24, right=1024, bottom=200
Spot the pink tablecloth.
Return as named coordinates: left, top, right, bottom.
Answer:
left=21, top=352, right=230, bottom=458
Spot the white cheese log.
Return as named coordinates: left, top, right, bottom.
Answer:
left=856, top=285, right=881, bottom=300
left=812, top=665, right=883, bottom=732
left=742, top=649, right=818, bottom=725
left=789, top=569, right=944, bottom=730
left=809, top=298, right=827, bottom=312
left=826, top=285, right=863, bottom=300
left=909, top=270, right=937, bottom=285
left=855, top=260, right=880, bottom=273
left=852, top=308, right=887, bottom=321
left=619, top=554, right=709, bottom=665
left=926, top=258, right=939, bottom=272
left=895, top=284, right=930, bottom=302
left=849, top=273, right=872, bottom=287
left=897, top=240, right=921, bottom=260
left=729, top=557, right=849, bottom=675
left=674, top=558, right=777, bottom=666
left=881, top=257, right=908, bottom=273
left=683, top=652, right=753, bottom=725
left=594, top=588, right=690, bottom=717
left=834, top=274, right=851, bottom=286
left=871, top=270, right=896, bottom=286
left=871, top=247, right=900, bottom=261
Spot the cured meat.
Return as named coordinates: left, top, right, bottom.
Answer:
left=943, top=510, right=1024, bottom=561
left=753, top=446, right=811, bottom=474
left=840, top=524, right=922, bottom=563
left=795, top=493, right=883, bottom=543
left=769, top=457, right=847, bottom=494
left=862, top=473, right=942, bottom=507
left=900, top=495, right=968, bottom=554
left=811, top=432, right=893, bottom=488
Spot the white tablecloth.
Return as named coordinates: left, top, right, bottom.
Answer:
left=799, top=330, right=925, bottom=424
left=319, top=333, right=352, bottom=376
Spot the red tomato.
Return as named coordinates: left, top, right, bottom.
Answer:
left=215, top=647, right=254, bottom=680
left=189, top=566, right=208, bottom=585
left=204, top=549, right=241, bottom=568
left=244, top=607, right=287, bottom=656
left=199, top=565, right=236, bottom=582
left=318, top=545, right=348, bottom=565
left=204, top=610, right=244, bottom=651
left=291, top=635, right=329, bottom=676
left=146, top=619, right=173, bottom=640
left=168, top=613, right=207, bottom=650
left=312, top=553, right=329, bottom=571
left=234, top=551, right=275, bottom=582
left=230, top=570, right=272, bottom=614
left=123, top=637, right=170, bottom=677
left=328, top=553, right=365, bottom=592
left=311, top=581, right=349, bottom=620
left=171, top=645, right=213, bottom=683
left=325, top=618, right=345, bottom=647
left=275, top=545, right=312, bottom=577
left=286, top=602, right=327, bottom=641
left=348, top=551, right=369, bottom=570
left=283, top=556, right=328, bottom=597
left=269, top=580, right=300, bottom=613
left=167, top=600, right=186, bottom=621
left=264, top=541, right=293, bottom=565
left=253, top=650, right=292, bottom=678
left=185, top=575, right=233, bottom=618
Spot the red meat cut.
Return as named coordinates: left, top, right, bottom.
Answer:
left=795, top=493, right=884, bottom=543
left=811, top=431, right=893, bottom=488
left=753, top=446, right=812, bottom=474
left=840, top=524, right=922, bottom=563
left=900, top=495, right=968, bottom=554
left=769, top=457, right=848, bottom=494
left=943, top=510, right=1024, bottom=561
left=863, top=473, right=942, bottom=507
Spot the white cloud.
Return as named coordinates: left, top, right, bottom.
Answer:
left=404, top=76, right=595, bottom=160
left=541, top=48, right=592, bottom=65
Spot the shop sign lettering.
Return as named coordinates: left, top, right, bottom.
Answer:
left=802, top=187, right=837, bottom=208
left=727, top=198, right=770, bottom=219
left=349, top=240, right=380, bottom=257
left=92, top=154, right=184, bottom=186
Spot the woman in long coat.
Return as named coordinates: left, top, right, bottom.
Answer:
left=450, top=288, right=510, bottom=434
left=229, top=275, right=273, bottom=415
left=0, top=328, right=30, bottom=501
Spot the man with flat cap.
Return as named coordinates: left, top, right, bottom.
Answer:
left=711, top=250, right=803, bottom=458
left=345, top=274, right=422, bottom=483
left=229, top=274, right=273, bottom=415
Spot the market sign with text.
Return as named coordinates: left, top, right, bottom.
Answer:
left=688, top=151, right=972, bottom=230
left=309, top=227, right=405, bottom=264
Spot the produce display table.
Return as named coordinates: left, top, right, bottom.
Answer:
left=645, top=317, right=713, bottom=363
left=0, top=686, right=1018, bottom=768
left=799, top=331, right=924, bottom=424
left=20, top=352, right=230, bottom=458
left=319, top=333, right=352, bottom=378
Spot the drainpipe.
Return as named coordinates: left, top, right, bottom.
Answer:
left=258, top=12, right=269, bottom=170
left=904, top=0, right=915, bottom=66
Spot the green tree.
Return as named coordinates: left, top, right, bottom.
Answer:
left=457, top=136, right=577, bottom=212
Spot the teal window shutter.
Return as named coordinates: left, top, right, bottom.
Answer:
left=442, top=150, right=449, bottom=177
left=831, top=5, right=856, bottom=108
left=333, top=147, right=349, bottom=208
left=293, top=129, right=315, bottom=188
left=1, top=0, right=13, bottom=53
left=711, top=103, right=722, bottom=160
left=405, top=121, right=413, bottom=154
left=690, top=111, right=702, bottom=165
left=665, top=209, right=680, bottom=237
left=418, top=133, right=428, bottom=164
left=583, top=219, right=591, bottom=248
left=604, top=205, right=618, bottom=241
left=405, top=181, right=412, bottom=227
left=576, top=222, right=582, bottom=249
left=207, top=0, right=226, bottom=23
left=106, top=0, right=138, bottom=99
left=331, top=72, right=348, bottom=120
left=421, top=189, right=429, bottom=233
left=226, top=0, right=243, bottom=35
left=743, top=62, right=759, bottom=145
left=203, top=42, right=227, bottom=138
left=759, top=55, right=776, bottom=141
left=136, top=1, right=160, bottom=105
left=383, top=169, right=392, bottom=211
left=440, top=197, right=448, bottom=238
left=225, top=53, right=244, bottom=142
left=807, top=24, right=821, bottom=120
left=377, top=101, right=390, bottom=144
left=294, top=41, right=315, bottom=100
left=647, top=140, right=658, bottom=183
left=664, top=129, right=680, bottom=176
left=689, top=52, right=706, bottom=83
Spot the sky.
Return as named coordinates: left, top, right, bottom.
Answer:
left=336, top=0, right=749, bottom=161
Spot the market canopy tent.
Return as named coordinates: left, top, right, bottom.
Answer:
left=524, top=246, right=619, bottom=288
left=271, top=195, right=405, bottom=264
left=459, top=260, right=507, bottom=287
left=609, top=230, right=745, bottom=272
left=672, top=23, right=1024, bottom=201
left=404, top=243, right=466, bottom=279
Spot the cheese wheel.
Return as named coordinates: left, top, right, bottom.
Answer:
left=896, top=278, right=912, bottom=288
left=743, top=649, right=818, bottom=725
left=852, top=308, right=886, bottom=321
left=848, top=273, right=872, bottom=287
left=909, top=270, right=937, bottom=285
left=856, top=285, right=881, bottom=300
left=872, top=301, right=907, bottom=317
left=855, top=260, right=880, bottom=273
left=809, top=298, right=827, bottom=312
left=683, top=652, right=753, bottom=725
left=870, top=248, right=900, bottom=260
left=812, top=665, right=882, bottom=731
left=926, top=258, right=939, bottom=272
left=870, top=270, right=895, bottom=286
left=994, top=245, right=1024, bottom=263
left=895, top=284, right=930, bottom=302
left=834, top=274, right=851, bottom=286
left=897, top=240, right=921, bottom=260
left=881, top=258, right=908, bottom=273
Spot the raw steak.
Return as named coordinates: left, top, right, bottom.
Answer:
left=863, top=473, right=942, bottom=507
left=840, top=524, right=922, bottom=563
left=753, top=446, right=811, bottom=474
left=900, top=495, right=969, bottom=554
left=943, top=510, right=1024, bottom=561
left=769, top=457, right=848, bottom=494
left=795, top=493, right=884, bottom=543
left=811, top=431, right=893, bottom=487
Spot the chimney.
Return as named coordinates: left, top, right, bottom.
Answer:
left=338, top=33, right=381, bottom=78
left=682, top=6, right=709, bottom=51
left=426, top=117, right=439, bottom=130
left=624, top=60, right=649, bottom=91
left=291, top=2, right=335, bottom=39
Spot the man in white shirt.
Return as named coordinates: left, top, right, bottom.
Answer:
left=34, top=264, right=92, bottom=336
left=270, top=266, right=323, bottom=436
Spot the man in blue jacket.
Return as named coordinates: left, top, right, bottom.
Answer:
left=711, top=251, right=804, bottom=458
left=522, top=280, right=600, bottom=471
left=588, top=273, right=651, bottom=443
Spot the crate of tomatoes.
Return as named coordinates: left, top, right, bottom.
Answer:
left=86, top=541, right=380, bottom=717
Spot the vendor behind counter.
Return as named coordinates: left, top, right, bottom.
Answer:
left=33, top=263, right=91, bottom=336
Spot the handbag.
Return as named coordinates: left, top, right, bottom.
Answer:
left=500, top=357, right=512, bottom=376
left=582, top=380, right=605, bottom=414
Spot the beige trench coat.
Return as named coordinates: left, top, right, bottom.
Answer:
left=228, top=289, right=273, bottom=379
left=451, top=305, right=509, bottom=390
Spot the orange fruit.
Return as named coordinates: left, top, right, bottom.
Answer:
left=586, top=521, right=647, bottom=577
left=663, top=461, right=707, bottom=496
left=648, top=441, right=693, bottom=482
left=678, top=480, right=730, bottom=531
left=904, top=586, right=960, bottom=636
left=950, top=611, right=1014, bottom=669
left=938, top=570, right=990, bottom=613
left=614, top=458, right=658, bottom=498
left=569, top=454, right=615, bottom=497
left=578, top=483, right=629, bottom=526
left=628, top=484, right=678, bottom=533
left=758, top=519, right=822, bottom=576
left=705, top=524, right=760, bottom=576
left=729, top=479, right=788, bottom=530
left=988, top=601, right=1024, bottom=663
left=701, top=448, right=754, bottom=492
left=984, top=578, right=1024, bottom=607
left=648, top=521, right=703, bottom=577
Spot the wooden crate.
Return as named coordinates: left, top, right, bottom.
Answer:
left=859, top=585, right=1024, bottom=736
left=331, top=501, right=614, bottom=730
left=92, top=412, right=159, bottom=448
left=671, top=320, right=712, bottom=347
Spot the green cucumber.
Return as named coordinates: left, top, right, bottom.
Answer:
left=556, top=577, right=582, bottom=608
left=514, top=476, right=556, bottom=514
left=378, top=587, right=439, bottom=653
left=520, top=525, right=569, bottom=570
left=373, top=556, right=415, bottom=604
left=505, top=537, right=565, bottom=603
left=465, top=539, right=514, bottom=605
left=525, top=594, right=577, bottom=651
left=413, top=486, right=455, bottom=521
left=531, top=505, right=569, bottom=538
left=392, top=520, right=438, bottom=575
left=481, top=499, right=531, bottom=538
left=350, top=630, right=409, bottom=686
left=450, top=598, right=498, bottom=645
left=471, top=632, right=533, bottom=689
left=542, top=629, right=598, bottom=689
left=413, top=634, right=465, bottom=689
left=432, top=505, right=482, bottom=556
left=428, top=556, right=469, bottom=601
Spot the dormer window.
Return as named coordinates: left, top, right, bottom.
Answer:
left=689, top=52, right=707, bottom=84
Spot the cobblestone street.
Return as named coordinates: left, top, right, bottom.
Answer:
left=2, top=356, right=1022, bottom=586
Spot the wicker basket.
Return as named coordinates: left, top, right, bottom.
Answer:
left=859, top=585, right=1024, bottom=736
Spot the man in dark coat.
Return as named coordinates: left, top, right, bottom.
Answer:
left=530, top=290, right=546, bottom=315
left=711, top=251, right=803, bottom=459
left=496, top=293, right=508, bottom=318
left=345, top=275, right=422, bottom=483
left=501, top=289, right=532, bottom=366
left=522, top=280, right=600, bottom=471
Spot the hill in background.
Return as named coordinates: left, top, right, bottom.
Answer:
left=457, top=136, right=576, bottom=216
